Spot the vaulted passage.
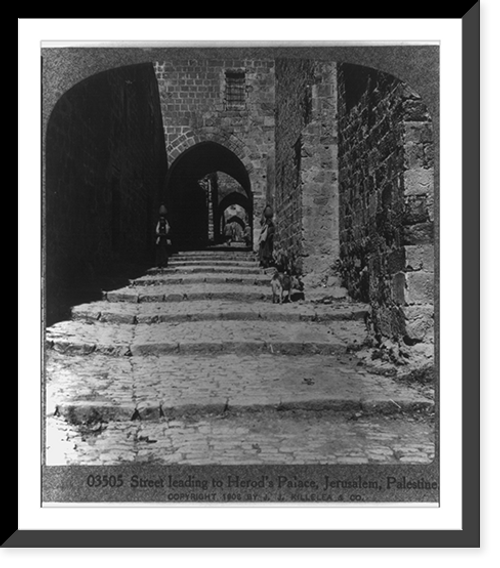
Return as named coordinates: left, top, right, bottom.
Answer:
left=218, top=191, right=252, bottom=245
left=164, top=141, right=252, bottom=250
left=44, top=62, right=167, bottom=325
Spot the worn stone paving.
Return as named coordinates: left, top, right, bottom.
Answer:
left=70, top=299, right=368, bottom=324
left=131, top=271, right=271, bottom=287
left=149, top=264, right=261, bottom=274
left=46, top=319, right=369, bottom=356
left=105, top=282, right=272, bottom=303
left=46, top=411, right=435, bottom=466
left=46, top=351, right=432, bottom=423
left=44, top=249, right=435, bottom=466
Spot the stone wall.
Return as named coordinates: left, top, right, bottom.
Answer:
left=153, top=58, right=275, bottom=246
left=337, top=63, right=435, bottom=344
left=274, top=58, right=314, bottom=271
left=300, top=62, right=340, bottom=285
left=45, top=63, right=167, bottom=324
left=216, top=171, right=247, bottom=204
left=274, top=59, right=340, bottom=284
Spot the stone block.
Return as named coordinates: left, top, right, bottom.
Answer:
left=403, top=100, right=431, bottom=121
left=404, top=142, right=426, bottom=169
left=403, top=222, right=434, bottom=245
left=404, top=122, right=433, bottom=144
left=405, top=272, right=434, bottom=305
left=402, top=305, right=434, bottom=342
left=404, top=244, right=434, bottom=271
left=404, top=168, right=434, bottom=196
left=404, top=195, right=431, bottom=224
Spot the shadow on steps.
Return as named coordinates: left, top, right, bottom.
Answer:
left=45, top=261, right=152, bottom=327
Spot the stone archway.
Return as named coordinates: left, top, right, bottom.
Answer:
left=217, top=191, right=252, bottom=245
left=164, top=141, right=252, bottom=250
left=44, top=62, right=168, bottom=325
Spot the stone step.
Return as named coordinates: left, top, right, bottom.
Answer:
left=147, top=264, right=262, bottom=275
left=164, top=257, right=259, bottom=265
left=130, top=272, right=273, bottom=287
left=45, top=319, right=368, bottom=357
left=173, top=251, right=255, bottom=261
left=104, top=283, right=274, bottom=303
left=205, top=243, right=251, bottom=250
left=46, top=351, right=434, bottom=424
left=71, top=299, right=369, bottom=325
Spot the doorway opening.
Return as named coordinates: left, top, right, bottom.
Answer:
left=164, top=141, right=252, bottom=250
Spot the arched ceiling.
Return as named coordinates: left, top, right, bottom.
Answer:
left=166, top=141, right=251, bottom=198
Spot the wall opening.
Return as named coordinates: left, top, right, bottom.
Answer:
left=218, top=194, right=252, bottom=246
left=224, top=70, right=246, bottom=109
left=44, top=62, right=167, bottom=325
left=164, top=141, right=252, bottom=250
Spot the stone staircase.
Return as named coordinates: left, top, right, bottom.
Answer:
left=44, top=249, right=435, bottom=466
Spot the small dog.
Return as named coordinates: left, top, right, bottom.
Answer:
left=271, top=271, right=303, bottom=304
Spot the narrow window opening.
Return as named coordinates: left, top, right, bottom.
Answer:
left=225, top=70, right=246, bottom=109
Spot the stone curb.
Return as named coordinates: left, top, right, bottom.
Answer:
left=51, top=398, right=435, bottom=424
left=104, top=289, right=272, bottom=303
left=147, top=266, right=263, bottom=275
left=71, top=307, right=368, bottom=324
left=149, top=260, right=260, bottom=269
left=130, top=274, right=271, bottom=287
left=173, top=253, right=255, bottom=262
left=46, top=339, right=356, bottom=357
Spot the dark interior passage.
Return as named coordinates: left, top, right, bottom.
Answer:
left=44, top=63, right=167, bottom=325
left=218, top=192, right=252, bottom=244
left=171, top=180, right=209, bottom=248
left=165, top=142, right=252, bottom=250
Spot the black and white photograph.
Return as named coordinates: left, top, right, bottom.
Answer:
left=40, top=41, right=439, bottom=505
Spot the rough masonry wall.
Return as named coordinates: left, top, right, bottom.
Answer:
left=300, top=62, right=340, bottom=284
left=274, top=59, right=315, bottom=272
left=216, top=171, right=247, bottom=203
left=337, top=64, right=435, bottom=344
left=274, top=59, right=339, bottom=282
left=153, top=58, right=275, bottom=244
left=45, top=63, right=167, bottom=324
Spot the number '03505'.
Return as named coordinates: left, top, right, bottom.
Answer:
left=86, top=474, right=124, bottom=488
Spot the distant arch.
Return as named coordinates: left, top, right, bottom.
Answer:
left=166, top=131, right=255, bottom=176
left=218, top=190, right=252, bottom=213
left=225, top=215, right=246, bottom=229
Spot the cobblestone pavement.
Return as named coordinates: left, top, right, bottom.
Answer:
left=46, top=411, right=435, bottom=466
left=46, top=319, right=369, bottom=356
left=44, top=249, right=435, bottom=466
left=46, top=351, right=432, bottom=422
